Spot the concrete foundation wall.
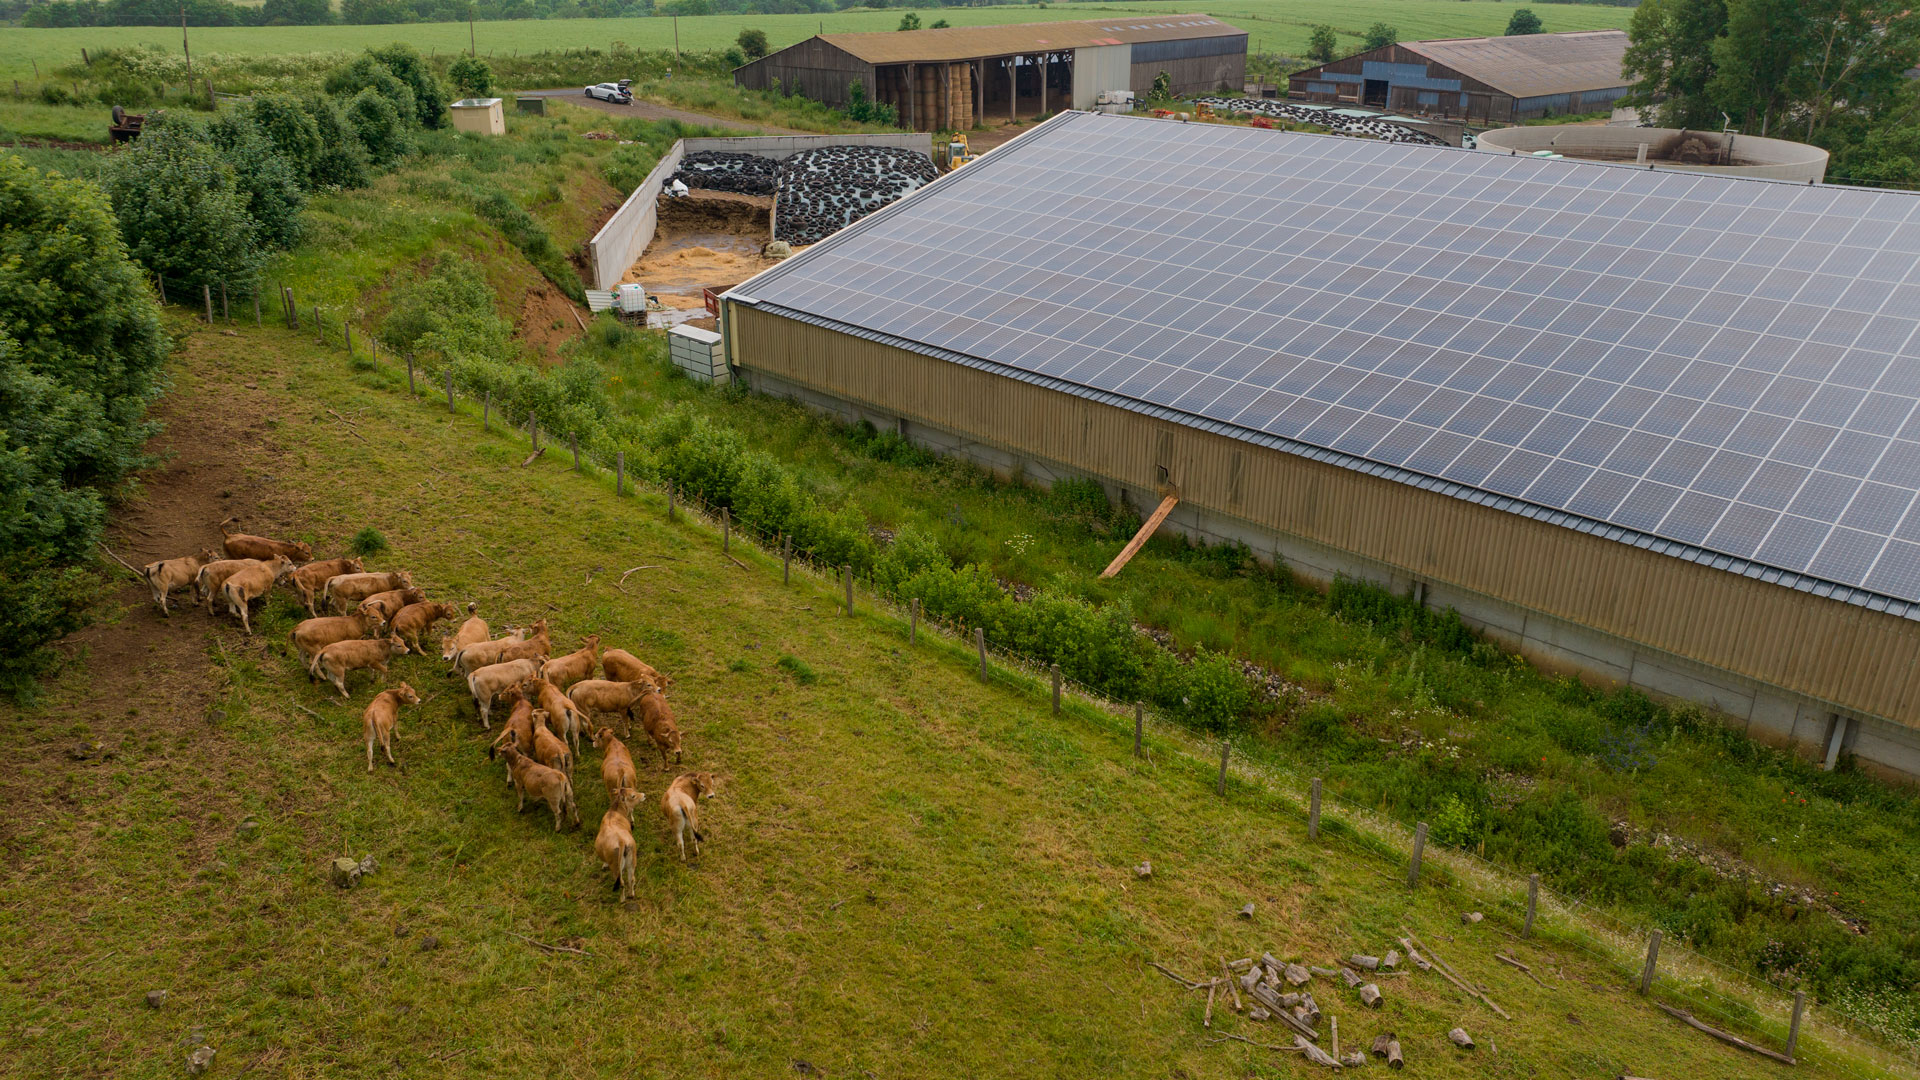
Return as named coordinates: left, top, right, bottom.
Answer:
left=739, top=364, right=1920, bottom=784
left=681, top=133, right=934, bottom=161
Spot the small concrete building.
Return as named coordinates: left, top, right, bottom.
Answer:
left=734, top=16, right=1246, bottom=131
left=449, top=97, right=505, bottom=135
left=1288, top=30, right=1631, bottom=125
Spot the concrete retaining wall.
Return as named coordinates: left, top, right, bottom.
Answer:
left=586, top=133, right=935, bottom=290
left=737, top=364, right=1920, bottom=784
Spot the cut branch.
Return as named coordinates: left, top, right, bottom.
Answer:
left=1655, top=1004, right=1796, bottom=1065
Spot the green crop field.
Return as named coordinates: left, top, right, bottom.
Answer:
left=0, top=1, right=1634, bottom=83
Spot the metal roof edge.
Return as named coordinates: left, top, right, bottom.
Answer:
left=747, top=301, right=1920, bottom=624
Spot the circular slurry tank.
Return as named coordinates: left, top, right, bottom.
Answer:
left=1475, top=126, right=1829, bottom=183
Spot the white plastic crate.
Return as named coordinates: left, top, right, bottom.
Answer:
left=668, top=325, right=728, bottom=385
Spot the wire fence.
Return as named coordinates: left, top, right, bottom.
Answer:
left=172, top=278, right=1919, bottom=1078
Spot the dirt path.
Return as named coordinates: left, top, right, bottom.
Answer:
left=517, top=88, right=809, bottom=135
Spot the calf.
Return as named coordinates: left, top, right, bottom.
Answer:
left=314, top=634, right=411, bottom=700
left=499, top=745, right=579, bottom=831
left=630, top=686, right=684, bottom=769
left=601, top=648, right=672, bottom=690
left=488, top=689, right=536, bottom=786
left=594, top=788, right=646, bottom=902
left=220, top=554, right=296, bottom=635
left=363, top=682, right=419, bottom=772
left=440, top=603, right=488, bottom=662
left=660, top=771, right=716, bottom=862
left=391, top=601, right=458, bottom=656
left=355, top=586, right=427, bottom=630
left=539, top=634, right=600, bottom=692
left=529, top=709, right=573, bottom=774
left=323, top=570, right=412, bottom=614
left=466, top=658, right=541, bottom=728
left=450, top=628, right=533, bottom=676
left=291, top=613, right=379, bottom=676
left=490, top=618, right=552, bottom=666
left=567, top=678, right=657, bottom=734
left=219, top=519, right=313, bottom=564
left=195, top=558, right=265, bottom=613
left=591, top=726, right=638, bottom=803
left=528, top=677, right=590, bottom=755
left=289, top=556, right=363, bottom=617
left=140, top=549, right=219, bottom=617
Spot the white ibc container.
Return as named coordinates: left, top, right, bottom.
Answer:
left=617, top=283, right=649, bottom=313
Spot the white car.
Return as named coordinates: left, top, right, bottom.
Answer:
left=585, top=83, right=632, bottom=104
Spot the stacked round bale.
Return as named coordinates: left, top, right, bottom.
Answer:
left=773, top=145, right=940, bottom=247
left=1193, top=97, right=1449, bottom=146
left=670, top=151, right=778, bottom=197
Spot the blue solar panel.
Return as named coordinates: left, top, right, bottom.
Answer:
left=738, top=113, right=1920, bottom=606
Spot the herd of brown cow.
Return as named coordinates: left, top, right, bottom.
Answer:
left=139, top=520, right=717, bottom=902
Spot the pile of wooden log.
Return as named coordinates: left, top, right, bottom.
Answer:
left=1154, top=947, right=1413, bottom=1070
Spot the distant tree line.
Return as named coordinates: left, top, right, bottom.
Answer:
left=10, top=0, right=964, bottom=26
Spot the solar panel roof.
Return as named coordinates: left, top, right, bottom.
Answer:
left=732, top=112, right=1920, bottom=616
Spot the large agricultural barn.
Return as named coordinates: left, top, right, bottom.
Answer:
left=1288, top=30, right=1632, bottom=124
left=721, top=112, right=1920, bottom=781
left=733, top=16, right=1247, bottom=131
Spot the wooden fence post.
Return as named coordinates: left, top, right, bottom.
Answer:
left=203, top=283, right=213, bottom=323
left=156, top=276, right=167, bottom=305
left=615, top=451, right=625, bottom=495
left=445, top=368, right=454, bottom=411
left=1133, top=702, right=1143, bottom=758
left=528, top=415, right=538, bottom=450
left=1524, top=874, right=1539, bottom=937
left=1050, top=664, right=1060, bottom=714
left=1216, top=740, right=1230, bottom=796
left=1409, top=822, right=1428, bottom=887
left=483, top=392, right=490, bottom=430
left=1639, top=930, right=1661, bottom=994
left=843, top=565, right=853, bottom=615
left=371, top=338, right=378, bottom=365
left=909, top=596, right=919, bottom=644
left=313, top=305, right=320, bottom=342
left=1787, top=991, right=1805, bottom=1060
left=722, top=507, right=730, bottom=553
left=571, top=431, right=579, bottom=471
left=782, top=534, right=791, bottom=584
left=1309, top=777, right=1322, bottom=839
left=975, top=627, right=987, bottom=682
left=667, top=480, right=676, bottom=521
left=406, top=354, right=415, bottom=395
left=220, top=281, right=229, bottom=322
left=252, top=289, right=261, bottom=327
left=345, top=321, right=353, bottom=356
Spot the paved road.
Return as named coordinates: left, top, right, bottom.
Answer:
left=515, top=88, right=808, bottom=135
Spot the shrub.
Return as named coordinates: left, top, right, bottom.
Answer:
left=247, top=93, right=326, bottom=188
left=366, top=43, right=448, bottom=128
left=345, top=87, right=413, bottom=167
left=203, top=109, right=308, bottom=250
left=302, top=94, right=372, bottom=189
left=104, top=122, right=264, bottom=287
left=1505, top=8, right=1543, bottom=35
left=0, top=553, right=100, bottom=700
left=324, top=55, right=419, bottom=129
left=381, top=252, right=512, bottom=360
left=896, top=11, right=919, bottom=30
left=842, top=81, right=897, bottom=127
left=1362, top=22, right=1398, bottom=50
left=349, top=527, right=388, bottom=556
left=448, top=55, right=495, bottom=99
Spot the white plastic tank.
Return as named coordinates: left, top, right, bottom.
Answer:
left=617, top=283, right=648, bottom=313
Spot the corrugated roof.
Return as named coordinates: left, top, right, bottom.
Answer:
left=732, top=112, right=1920, bottom=620
left=813, top=15, right=1244, bottom=65
left=1401, top=30, right=1630, bottom=100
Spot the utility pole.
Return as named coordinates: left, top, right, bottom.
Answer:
left=469, top=8, right=476, bottom=57
left=181, top=5, right=191, bottom=79
left=673, top=16, right=680, bottom=56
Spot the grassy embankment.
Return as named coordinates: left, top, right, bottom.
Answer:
left=0, top=311, right=1879, bottom=1080
left=0, top=0, right=1636, bottom=83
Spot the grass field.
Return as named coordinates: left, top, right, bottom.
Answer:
left=0, top=0, right=1635, bottom=83
left=0, top=311, right=1878, bottom=1079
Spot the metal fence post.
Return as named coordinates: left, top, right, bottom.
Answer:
left=975, top=627, right=987, bottom=681
left=1216, top=740, right=1230, bottom=797
left=1639, top=930, right=1661, bottom=994
left=1409, top=822, right=1428, bottom=887
left=1050, top=664, right=1060, bottom=714
left=1309, top=777, right=1322, bottom=840
left=203, top=284, right=213, bottom=323
left=1524, top=874, right=1539, bottom=937
left=1133, top=702, right=1143, bottom=758
left=1787, top=991, right=1805, bottom=1061
left=615, top=451, right=625, bottom=495
left=843, top=565, right=853, bottom=615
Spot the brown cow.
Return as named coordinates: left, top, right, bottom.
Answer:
left=499, top=745, right=579, bottom=831
left=660, top=772, right=716, bottom=862
left=529, top=709, right=573, bottom=775
left=314, top=635, right=410, bottom=699
left=195, top=558, right=266, bottom=613
left=539, top=634, right=600, bottom=692
left=289, top=556, right=364, bottom=616
left=600, top=648, right=672, bottom=690
left=488, top=688, right=537, bottom=786
left=450, top=628, right=534, bottom=676
left=355, top=586, right=427, bottom=630
left=527, top=677, right=590, bottom=755
left=140, top=549, right=219, bottom=617
left=591, top=726, right=638, bottom=804
left=467, top=658, right=541, bottom=728
left=440, top=603, right=488, bottom=662
left=595, top=788, right=646, bottom=902
left=363, top=682, right=419, bottom=772
left=630, top=686, right=683, bottom=769
left=391, top=601, right=458, bottom=655
left=567, top=678, right=657, bottom=734
left=220, top=554, right=296, bottom=634
left=323, top=570, right=412, bottom=614
left=219, top=519, right=313, bottom=564
left=291, top=613, right=379, bottom=676
left=490, top=618, right=552, bottom=666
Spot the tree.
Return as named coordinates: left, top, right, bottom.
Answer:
left=302, top=94, right=372, bottom=189
left=261, top=0, right=332, bottom=21
left=930, top=17, right=947, bottom=27
left=1362, top=22, right=1397, bottom=50
left=344, top=87, right=413, bottom=166
left=324, top=54, right=420, bottom=127
left=448, top=55, right=494, bottom=99
left=205, top=109, right=308, bottom=249
left=366, top=43, right=449, bottom=128
left=1505, top=8, right=1543, bottom=35
left=736, top=27, right=769, bottom=59
left=1621, top=0, right=1729, bottom=127
left=1306, top=24, right=1339, bottom=64
left=1710, top=0, right=1918, bottom=138
left=896, top=10, right=918, bottom=30
left=104, top=122, right=264, bottom=288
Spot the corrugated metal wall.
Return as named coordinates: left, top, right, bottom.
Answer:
left=729, top=304, right=1920, bottom=730
left=1072, top=44, right=1132, bottom=110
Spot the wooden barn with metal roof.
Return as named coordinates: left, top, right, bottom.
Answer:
left=733, top=15, right=1247, bottom=131
left=1288, top=30, right=1632, bottom=125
